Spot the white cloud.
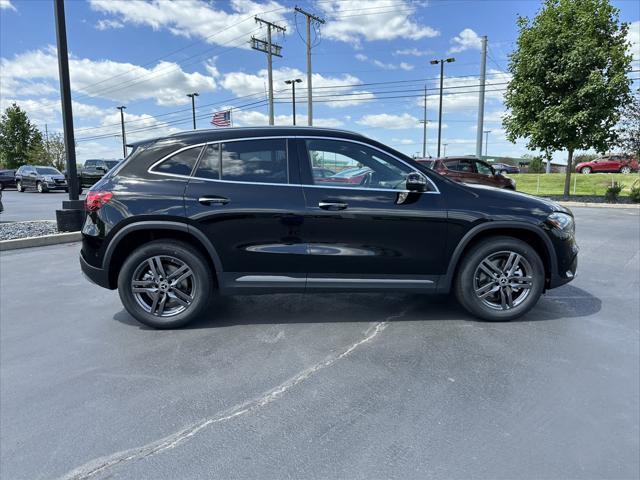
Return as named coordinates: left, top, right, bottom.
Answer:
left=221, top=67, right=374, bottom=108
left=394, top=48, right=431, bottom=57
left=448, top=28, right=483, bottom=54
left=89, top=0, right=288, bottom=47
left=230, top=109, right=343, bottom=128
left=95, top=19, right=124, bottom=30
left=357, top=113, right=420, bottom=129
left=392, top=138, right=416, bottom=145
left=356, top=54, right=414, bottom=71
left=0, top=0, right=16, bottom=11
left=318, top=0, right=439, bottom=44
left=628, top=20, right=640, bottom=65
left=1, top=46, right=217, bottom=106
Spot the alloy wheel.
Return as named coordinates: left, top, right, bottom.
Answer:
left=131, top=255, right=196, bottom=317
left=581, top=167, right=591, bottom=174
left=621, top=166, right=631, bottom=174
left=473, top=250, right=533, bottom=311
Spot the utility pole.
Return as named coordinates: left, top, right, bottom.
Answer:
left=476, top=35, right=487, bottom=158
left=53, top=0, right=82, bottom=231
left=430, top=57, right=455, bottom=157
left=484, top=130, right=491, bottom=157
left=251, top=17, right=286, bottom=125
left=44, top=123, right=50, bottom=163
left=116, top=106, right=127, bottom=158
left=285, top=79, right=302, bottom=125
left=187, top=92, right=199, bottom=130
left=443, top=143, right=449, bottom=157
left=294, top=7, right=325, bottom=126
left=420, top=84, right=428, bottom=157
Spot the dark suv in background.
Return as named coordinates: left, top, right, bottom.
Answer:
left=0, top=169, right=16, bottom=190
left=15, top=165, right=68, bottom=193
left=80, top=127, right=578, bottom=329
left=417, top=156, right=516, bottom=190
left=79, top=159, right=121, bottom=187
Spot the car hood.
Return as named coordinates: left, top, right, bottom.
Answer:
left=463, top=183, right=571, bottom=215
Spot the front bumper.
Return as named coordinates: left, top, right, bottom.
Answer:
left=43, top=181, right=68, bottom=190
left=80, top=251, right=112, bottom=289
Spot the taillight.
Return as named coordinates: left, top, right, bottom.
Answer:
left=85, top=191, right=113, bottom=211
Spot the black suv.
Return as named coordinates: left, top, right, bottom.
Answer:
left=15, top=165, right=68, bottom=193
left=80, top=159, right=121, bottom=187
left=80, top=127, right=578, bottom=328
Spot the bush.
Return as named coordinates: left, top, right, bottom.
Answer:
left=604, top=182, right=624, bottom=202
left=528, top=156, right=545, bottom=173
left=630, top=180, right=640, bottom=203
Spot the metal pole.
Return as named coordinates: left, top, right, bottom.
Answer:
left=422, top=84, right=427, bottom=158
left=117, top=106, right=127, bottom=158
left=443, top=143, right=448, bottom=157
left=266, top=25, right=274, bottom=125
left=437, top=61, right=444, bottom=157
left=187, top=93, right=198, bottom=130
left=476, top=35, right=487, bottom=158
left=306, top=15, right=312, bottom=126
left=53, top=0, right=79, bottom=201
left=292, top=82, right=297, bottom=125
left=484, top=130, right=491, bottom=156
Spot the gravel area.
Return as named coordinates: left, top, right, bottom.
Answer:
left=0, top=220, right=59, bottom=241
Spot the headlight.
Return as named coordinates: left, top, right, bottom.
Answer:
left=547, top=212, right=574, bottom=235
left=44, top=176, right=53, bottom=182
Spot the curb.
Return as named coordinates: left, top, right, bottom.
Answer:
left=558, top=201, right=640, bottom=209
left=0, top=231, right=81, bottom=251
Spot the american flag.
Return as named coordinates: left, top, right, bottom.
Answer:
left=211, top=110, right=231, bottom=127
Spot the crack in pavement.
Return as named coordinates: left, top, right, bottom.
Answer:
left=60, top=311, right=407, bottom=480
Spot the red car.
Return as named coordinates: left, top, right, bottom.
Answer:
left=575, top=155, right=638, bottom=174
left=416, top=157, right=516, bottom=190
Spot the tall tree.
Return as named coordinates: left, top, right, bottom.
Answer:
left=0, top=103, right=45, bottom=169
left=616, top=91, right=640, bottom=158
left=45, top=132, right=67, bottom=171
left=503, top=0, right=633, bottom=197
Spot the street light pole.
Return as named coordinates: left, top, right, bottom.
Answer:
left=430, top=57, right=455, bottom=157
left=443, top=143, right=449, bottom=157
left=187, top=93, right=199, bottom=130
left=284, top=79, right=302, bottom=125
left=116, top=106, right=127, bottom=158
left=484, top=130, right=491, bottom=157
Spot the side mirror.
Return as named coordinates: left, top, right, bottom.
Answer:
left=406, top=172, right=428, bottom=192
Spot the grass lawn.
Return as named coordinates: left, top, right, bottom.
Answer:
left=510, top=173, right=640, bottom=197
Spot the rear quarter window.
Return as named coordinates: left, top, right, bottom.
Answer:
left=152, top=146, right=203, bottom=176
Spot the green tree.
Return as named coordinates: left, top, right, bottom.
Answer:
left=528, top=155, right=545, bottom=173
left=0, top=103, right=45, bottom=168
left=503, top=0, right=633, bottom=197
left=616, top=91, right=640, bottom=158
left=44, top=132, right=66, bottom=171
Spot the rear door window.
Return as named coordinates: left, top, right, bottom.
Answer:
left=194, top=144, right=220, bottom=180
left=220, top=139, right=287, bottom=184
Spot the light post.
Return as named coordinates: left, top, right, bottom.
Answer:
left=443, top=143, right=448, bottom=157
left=284, top=79, right=302, bottom=125
left=484, top=130, right=491, bottom=157
left=186, top=93, right=199, bottom=130
left=430, top=57, right=455, bottom=157
left=116, top=106, right=127, bottom=158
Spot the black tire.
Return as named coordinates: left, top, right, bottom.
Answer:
left=0, top=183, right=4, bottom=191
left=64, top=188, right=69, bottom=193
left=454, top=236, right=545, bottom=321
left=16, top=181, right=23, bottom=192
left=36, top=181, right=48, bottom=193
left=117, top=240, right=213, bottom=329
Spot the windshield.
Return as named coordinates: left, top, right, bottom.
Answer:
left=35, top=167, right=61, bottom=175
left=105, top=161, right=120, bottom=169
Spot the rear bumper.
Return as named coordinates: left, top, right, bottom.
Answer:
left=80, top=251, right=112, bottom=289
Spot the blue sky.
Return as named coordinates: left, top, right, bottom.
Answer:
left=1, top=0, right=638, bottom=163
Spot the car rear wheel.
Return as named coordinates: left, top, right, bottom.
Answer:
left=580, top=167, right=592, bottom=174
left=620, top=166, right=631, bottom=174
left=454, top=236, right=545, bottom=321
left=117, top=240, right=213, bottom=329
left=16, top=181, right=23, bottom=192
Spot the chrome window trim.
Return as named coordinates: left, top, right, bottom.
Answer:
left=146, top=134, right=440, bottom=194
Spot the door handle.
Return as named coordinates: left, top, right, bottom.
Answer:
left=318, top=201, right=348, bottom=211
left=198, top=196, right=230, bottom=206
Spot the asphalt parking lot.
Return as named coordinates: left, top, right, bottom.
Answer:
left=1, top=207, right=638, bottom=480
left=0, top=189, right=83, bottom=222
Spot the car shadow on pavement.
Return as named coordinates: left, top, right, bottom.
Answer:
left=113, top=284, right=601, bottom=330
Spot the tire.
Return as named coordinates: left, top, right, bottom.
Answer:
left=64, top=188, right=69, bottom=193
left=620, top=166, right=631, bottom=174
left=0, top=183, right=4, bottom=191
left=500, top=170, right=508, bottom=175
left=36, top=181, right=48, bottom=193
left=580, top=167, right=592, bottom=174
left=16, top=181, right=24, bottom=192
left=117, top=240, right=213, bottom=329
left=454, top=236, right=545, bottom=322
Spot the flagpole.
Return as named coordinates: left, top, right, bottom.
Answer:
left=230, top=109, right=233, bottom=128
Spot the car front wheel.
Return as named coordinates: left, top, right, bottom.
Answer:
left=454, top=236, right=545, bottom=321
left=620, top=166, right=631, bottom=174
left=117, top=240, right=213, bottom=329
left=580, top=167, right=592, bottom=174
left=16, top=181, right=23, bottom=192
left=36, top=181, right=48, bottom=193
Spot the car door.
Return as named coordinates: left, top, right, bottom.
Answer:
left=297, top=137, right=447, bottom=289
left=184, top=137, right=308, bottom=290
left=24, top=167, right=38, bottom=188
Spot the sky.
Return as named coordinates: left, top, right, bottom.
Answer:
left=1, top=0, right=638, bottom=163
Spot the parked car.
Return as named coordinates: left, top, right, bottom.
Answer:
left=80, top=127, right=578, bottom=329
left=0, top=169, right=16, bottom=190
left=79, top=159, right=121, bottom=187
left=0, top=190, right=3, bottom=213
left=417, top=157, right=516, bottom=190
left=491, top=162, right=520, bottom=174
left=575, top=155, right=638, bottom=174
left=315, top=167, right=373, bottom=185
left=15, top=165, right=68, bottom=193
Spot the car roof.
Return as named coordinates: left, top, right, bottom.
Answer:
left=126, top=126, right=371, bottom=149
